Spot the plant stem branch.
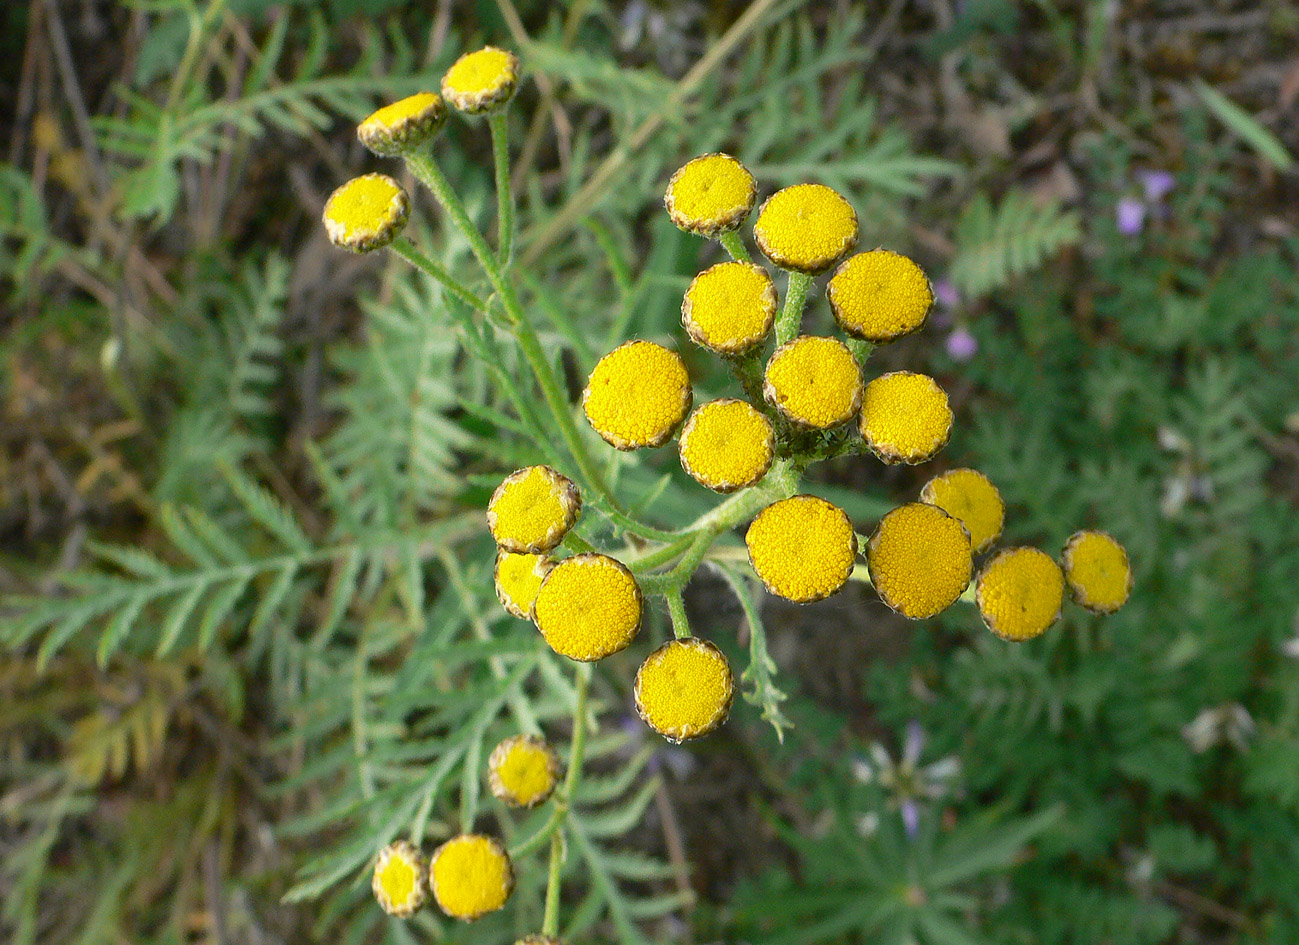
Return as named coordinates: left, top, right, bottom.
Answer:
left=666, top=590, right=692, bottom=639
left=388, top=237, right=489, bottom=312
left=541, top=663, right=593, bottom=937
left=776, top=271, right=812, bottom=346
left=719, top=230, right=752, bottom=263
left=489, top=110, right=516, bottom=265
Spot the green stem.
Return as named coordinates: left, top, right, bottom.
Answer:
left=665, top=590, right=692, bottom=639
left=627, top=534, right=696, bottom=573
left=718, top=229, right=751, bottom=263
left=562, top=532, right=600, bottom=555
left=388, top=238, right=489, bottom=312
left=844, top=336, right=876, bottom=365
left=775, top=271, right=813, bottom=346
left=489, top=110, right=516, bottom=266
left=542, top=830, right=565, bottom=936
left=509, top=806, right=564, bottom=859
left=541, top=664, right=593, bottom=938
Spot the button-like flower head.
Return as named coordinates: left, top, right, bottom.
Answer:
left=859, top=371, right=953, bottom=465
left=322, top=174, right=409, bottom=253
left=664, top=153, right=756, bottom=237
left=745, top=495, right=858, bottom=603
left=487, top=465, right=581, bottom=555
left=753, top=183, right=858, bottom=273
left=428, top=834, right=514, bottom=920
left=1062, top=530, right=1132, bottom=614
left=372, top=840, right=428, bottom=917
left=976, top=547, right=1064, bottom=641
left=494, top=551, right=552, bottom=619
left=634, top=638, right=734, bottom=742
left=763, top=336, right=863, bottom=429
left=867, top=503, right=972, bottom=619
left=488, top=735, right=561, bottom=808
left=828, top=250, right=934, bottom=342
left=583, top=341, right=693, bottom=450
left=679, top=399, right=774, bottom=493
left=919, top=468, right=1004, bottom=554
left=358, top=92, right=447, bottom=156
left=681, top=261, right=776, bottom=355
left=442, top=46, right=521, bottom=114
left=532, top=553, right=643, bottom=661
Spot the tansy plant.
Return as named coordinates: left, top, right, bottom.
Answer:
left=321, top=44, right=1134, bottom=939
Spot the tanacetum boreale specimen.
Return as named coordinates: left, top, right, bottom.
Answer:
left=488, top=735, right=561, bottom=808
left=635, top=638, right=735, bottom=742
left=358, top=91, right=447, bottom=156
left=487, top=465, right=581, bottom=555
left=681, top=261, right=777, bottom=354
left=322, top=174, right=409, bottom=252
left=429, top=834, right=515, bottom=920
left=679, top=399, right=774, bottom=493
left=976, top=547, right=1065, bottom=641
left=754, top=183, right=859, bottom=273
left=859, top=371, right=953, bottom=465
left=583, top=341, right=693, bottom=450
left=494, top=550, right=551, bottom=619
left=920, top=468, right=1005, bottom=554
left=664, top=152, right=756, bottom=237
left=1063, top=530, right=1133, bottom=614
left=532, top=553, right=643, bottom=661
left=442, top=46, right=521, bottom=114
left=763, top=335, right=863, bottom=429
left=828, top=249, right=934, bottom=342
left=373, top=840, right=429, bottom=917
left=867, top=503, right=973, bottom=619
left=746, top=495, right=857, bottom=603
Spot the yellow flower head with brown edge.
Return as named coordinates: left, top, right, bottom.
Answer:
left=358, top=92, right=447, bottom=156
left=442, top=46, right=521, bottom=114
left=679, top=399, right=774, bottom=493
left=976, top=547, right=1064, bottom=641
left=753, top=183, right=859, bottom=273
left=919, top=468, right=1005, bottom=554
left=487, top=466, right=581, bottom=555
left=373, top=840, right=428, bottom=917
left=763, top=336, right=863, bottom=430
left=494, top=551, right=551, bottom=619
left=583, top=341, right=693, bottom=450
left=859, top=371, right=953, bottom=465
left=532, top=553, right=642, bottom=661
left=323, top=174, right=409, bottom=253
left=634, top=638, right=734, bottom=743
left=488, top=734, right=561, bottom=808
left=1062, top=530, right=1133, bottom=614
left=827, top=250, right=934, bottom=342
left=681, top=262, right=776, bottom=355
left=745, top=495, right=858, bottom=603
left=867, top=503, right=972, bottom=619
left=429, top=834, right=514, bottom=920
left=664, top=153, right=757, bottom=237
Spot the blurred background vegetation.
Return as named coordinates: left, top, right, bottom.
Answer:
left=3, top=1, right=1299, bottom=943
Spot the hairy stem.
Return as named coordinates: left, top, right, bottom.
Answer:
left=489, top=111, right=516, bottom=265
left=775, top=270, right=813, bottom=346
left=719, top=229, right=752, bottom=263
left=388, top=237, right=489, bottom=312
left=542, top=663, right=593, bottom=937
left=666, top=590, right=692, bottom=639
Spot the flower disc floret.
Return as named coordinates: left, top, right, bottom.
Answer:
left=532, top=554, right=642, bottom=661
left=859, top=371, right=953, bottom=465
left=634, top=638, right=734, bottom=742
left=441, top=46, right=520, bottom=114
left=488, top=735, right=561, bottom=808
left=976, top=547, right=1064, bottom=641
left=494, top=551, right=551, bottom=619
left=867, top=503, right=972, bottom=619
left=1062, top=530, right=1133, bottom=614
left=763, top=336, right=863, bottom=429
left=753, top=183, right=859, bottom=273
left=429, top=834, right=514, bottom=920
left=681, top=262, right=776, bottom=355
left=358, top=92, right=447, bottom=156
left=323, top=174, right=409, bottom=253
left=583, top=341, right=693, bottom=450
left=487, top=466, right=581, bottom=555
left=373, top=840, right=428, bottom=917
left=745, top=495, right=858, bottom=603
left=679, top=399, right=774, bottom=493
left=827, top=250, right=934, bottom=342
left=664, top=153, right=756, bottom=236
left=920, top=468, right=1004, bottom=554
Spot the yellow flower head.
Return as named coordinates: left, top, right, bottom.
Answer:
left=763, top=336, right=863, bottom=429
left=679, top=399, right=774, bottom=493
left=664, top=153, right=757, bottom=237
left=429, top=834, right=514, bottom=920
left=867, top=503, right=972, bottom=619
left=323, top=174, right=409, bottom=253
left=827, top=250, right=934, bottom=342
left=859, top=371, right=953, bottom=465
left=487, top=466, right=581, bottom=555
left=532, top=553, right=643, bottom=661
left=634, top=638, right=734, bottom=743
left=441, top=46, right=521, bottom=114
left=681, top=262, right=776, bottom=355
left=494, top=551, right=552, bottom=619
left=1062, top=530, right=1133, bottom=614
left=358, top=92, right=447, bottom=156
left=919, top=468, right=1005, bottom=554
left=753, top=183, right=859, bottom=273
left=976, top=547, right=1064, bottom=641
left=373, top=840, right=429, bottom=917
left=488, top=734, right=561, bottom=808
left=745, top=495, right=857, bottom=603
left=583, top=341, right=693, bottom=450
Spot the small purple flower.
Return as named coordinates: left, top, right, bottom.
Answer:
left=945, top=326, right=978, bottom=361
left=932, top=279, right=960, bottom=309
left=1116, top=197, right=1146, bottom=236
left=1139, top=170, right=1176, bottom=203
left=901, top=799, right=921, bottom=838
